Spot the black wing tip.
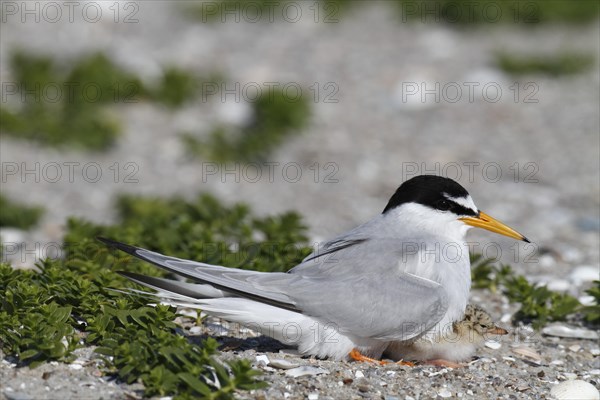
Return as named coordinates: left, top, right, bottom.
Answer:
left=96, top=236, right=141, bottom=256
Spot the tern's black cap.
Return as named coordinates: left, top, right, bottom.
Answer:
left=382, top=175, right=477, bottom=216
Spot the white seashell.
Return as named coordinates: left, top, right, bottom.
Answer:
left=550, top=380, right=599, bottom=400
left=542, top=325, right=599, bottom=340
left=284, top=366, right=330, bottom=378
left=512, top=346, right=542, bottom=363
left=485, top=341, right=502, bottom=350
left=269, top=359, right=299, bottom=370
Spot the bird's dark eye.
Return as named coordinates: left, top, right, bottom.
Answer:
left=436, top=199, right=451, bottom=211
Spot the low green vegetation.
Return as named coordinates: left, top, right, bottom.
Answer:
left=0, top=195, right=44, bottom=230
left=183, top=87, right=311, bottom=162
left=0, top=193, right=310, bottom=398
left=397, top=0, right=599, bottom=25
left=496, top=52, right=595, bottom=76
left=0, top=52, right=216, bottom=150
left=1, top=192, right=597, bottom=397
left=187, top=0, right=599, bottom=25
left=471, top=254, right=600, bottom=328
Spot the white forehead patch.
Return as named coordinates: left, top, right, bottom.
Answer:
left=444, top=194, right=478, bottom=213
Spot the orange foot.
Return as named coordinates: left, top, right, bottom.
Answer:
left=424, top=359, right=463, bottom=368
left=349, top=349, right=415, bottom=366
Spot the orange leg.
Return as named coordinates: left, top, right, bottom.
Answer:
left=424, top=359, right=462, bottom=368
left=349, top=348, right=388, bottom=365
left=349, top=349, right=415, bottom=366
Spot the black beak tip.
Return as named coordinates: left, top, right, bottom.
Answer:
left=522, top=236, right=531, bottom=244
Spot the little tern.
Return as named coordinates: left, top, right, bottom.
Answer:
left=99, top=175, right=528, bottom=362
left=385, top=304, right=508, bottom=368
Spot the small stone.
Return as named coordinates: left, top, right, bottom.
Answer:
left=538, top=370, right=545, bottom=378
left=579, top=296, right=596, bottom=306
left=342, top=378, right=353, bottom=385
left=438, top=388, right=452, bottom=398
left=307, top=393, right=319, bottom=400
left=358, top=384, right=370, bottom=393
left=355, top=370, right=365, bottom=378
left=591, top=349, right=600, bottom=356
left=569, top=345, right=581, bottom=353
left=546, top=279, right=570, bottom=292
left=69, top=364, right=83, bottom=370
left=485, top=341, right=502, bottom=350
left=569, top=266, right=599, bottom=285
left=255, top=355, right=270, bottom=366
left=189, top=326, right=202, bottom=335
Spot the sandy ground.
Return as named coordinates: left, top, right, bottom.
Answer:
left=1, top=1, right=598, bottom=399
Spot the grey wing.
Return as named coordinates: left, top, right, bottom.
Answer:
left=100, top=236, right=448, bottom=341
left=289, top=235, right=449, bottom=341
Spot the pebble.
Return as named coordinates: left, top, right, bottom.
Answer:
left=3, top=391, right=33, bottom=400
left=550, top=380, right=600, bottom=400
left=546, top=279, right=570, bottom=292
left=188, top=326, right=202, bottom=335
left=307, top=392, right=319, bottom=400
left=355, top=370, right=365, bottom=378
left=284, top=366, right=329, bottom=378
left=68, top=364, right=83, bottom=370
left=579, top=295, right=596, bottom=306
left=569, top=266, right=599, bottom=285
left=485, top=341, right=502, bottom=350
left=569, top=345, right=581, bottom=353
left=542, top=325, right=599, bottom=340
left=255, top=355, right=270, bottom=366
left=438, top=388, right=452, bottom=398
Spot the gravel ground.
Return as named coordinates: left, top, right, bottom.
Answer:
left=1, top=1, right=599, bottom=399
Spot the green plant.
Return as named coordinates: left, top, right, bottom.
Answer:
left=0, top=193, right=312, bottom=397
left=1, top=52, right=219, bottom=150
left=581, top=281, right=600, bottom=324
left=471, top=257, right=598, bottom=329
left=0, top=195, right=44, bottom=229
left=397, top=0, right=599, bottom=25
left=185, top=87, right=311, bottom=162
left=496, top=52, right=595, bottom=76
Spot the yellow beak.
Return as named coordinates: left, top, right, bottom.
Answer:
left=459, top=211, right=530, bottom=243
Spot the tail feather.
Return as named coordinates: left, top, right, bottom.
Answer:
left=118, top=271, right=230, bottom=299
left=98, top=237, right=300, bottom=312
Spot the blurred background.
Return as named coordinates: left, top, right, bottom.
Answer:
left=1, top=0, right=599, bottom=284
